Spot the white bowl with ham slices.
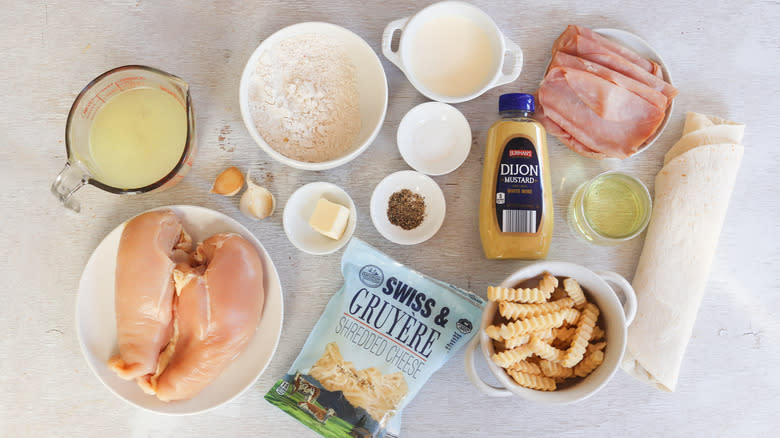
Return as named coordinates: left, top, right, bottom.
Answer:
left=537, top=26, right=676, bottom=159
left=76, top=206, right=284, bottom=414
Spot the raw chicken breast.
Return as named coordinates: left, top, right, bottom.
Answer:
left=153, top=233, right=265, bottom=402
left=539, top=67, right=665, bottom=158
left=108, top=210, right=191, bottom=380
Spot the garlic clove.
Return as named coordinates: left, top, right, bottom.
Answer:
left=211, top=166, right=245, bottom=196
left=240, top=180, right=275, bottom=220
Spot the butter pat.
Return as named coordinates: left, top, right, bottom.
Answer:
left=309, top=197, right=350, bottom=240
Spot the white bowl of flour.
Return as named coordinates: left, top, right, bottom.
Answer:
left=240, top=22, right=388, bottom=170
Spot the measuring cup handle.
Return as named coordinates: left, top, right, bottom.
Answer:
left=464, top=336, right=512, bottom=397
left=381, top=17, right=409, bottom=70
left=51, top=162, right=87, bottom=212
left=493, top=34, right=524, bottom=87
left=596, top=270, right=638, bottom=326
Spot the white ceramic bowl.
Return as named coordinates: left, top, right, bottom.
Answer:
left=239, top=22, right=388, bottom=170
left=397, top=102, right=472, bottom=175
left=381, top=1, right=523, bottom=103
left=464, top=261, right=637, bottom=404
left=370, top=170, right=446, bottom=245
left=283, top=182, right=357, bottom=255
left=76, top=206, right=284, bottom=415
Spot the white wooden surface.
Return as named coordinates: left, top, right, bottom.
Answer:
left=1, top=1, right=779, bottom=436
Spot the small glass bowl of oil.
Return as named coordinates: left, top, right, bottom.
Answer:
left=568, top=171, right=652, bottom=245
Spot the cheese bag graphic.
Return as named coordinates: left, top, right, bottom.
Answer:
left=266, top=238, right=484, bottom=438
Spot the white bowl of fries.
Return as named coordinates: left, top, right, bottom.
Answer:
left=464, top=261, right=637, bottom=404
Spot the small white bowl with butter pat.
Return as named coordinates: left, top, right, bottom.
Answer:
left=283, top=182, right=357, bottom=255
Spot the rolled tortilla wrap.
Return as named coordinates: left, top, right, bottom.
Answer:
left=622, top=112, right=744, bottom=391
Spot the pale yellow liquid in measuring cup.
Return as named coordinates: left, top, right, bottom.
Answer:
left=580, top=174, right=649, bottom=238
left=411, top=16, right=496, bottom=97
left=89, top=87, right=186, bottom=189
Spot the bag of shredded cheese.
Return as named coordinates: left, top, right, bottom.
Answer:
left=265, top=238, right=484, bottom=438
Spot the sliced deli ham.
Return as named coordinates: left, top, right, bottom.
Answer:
left=554, top=31, right=678, bottom=101
left=533, top=102, right=603, bottom=158
left=549, top=51, right=668, bottom=111
left=538, top=25, right=677, bottom=159
left=555, top=25, right=664, bottom=78
left=539, top=67, right=665, bottom=158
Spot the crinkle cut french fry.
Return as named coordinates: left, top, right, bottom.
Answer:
left=539, top=360, right=574, bottom=378
left=487, top=285, right=552, bottom=303
left=538, top=272, right=559, bottom=294
left=484, top=324, right=502, bottom=340
left=529, top=336, right=566, bottom=362
left=508, top=360, right=542, bottom=376
left=574, top=349, right=605, bottom=377
left=505, top=328, right=555, bottom=349
left=562, top=277, right=587, bottom=307
left=491, top=345, right=533, bottom=368
left=562, top=303, right=599, bottom=367
left=562, top=308, right=580, bottom=324
left=487, top=309, right=578, bottom=340
left=508, top=369, right=556, bottom=391
left=499, top=298, right=575, bottom=319
left=503, top=333, right=530, bottom=349
left=535, top=328, right=554, bottom=341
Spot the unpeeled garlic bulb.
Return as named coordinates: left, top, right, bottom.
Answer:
left=240, top=179, right=275, bottom=220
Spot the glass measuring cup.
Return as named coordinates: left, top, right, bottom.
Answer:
left=51, top=65, right=196, bottom=211
left=568, top=171, right=652, bottom=245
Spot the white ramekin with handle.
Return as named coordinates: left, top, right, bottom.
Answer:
left=381, top=1, right=523, bottom=104
left=464, top=261, right=637, bottom=404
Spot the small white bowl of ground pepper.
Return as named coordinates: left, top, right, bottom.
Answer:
left=370, top=170, right=446, bottom=245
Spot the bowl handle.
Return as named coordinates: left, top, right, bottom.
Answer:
left=381, top=17, right=409, bottom=70
left=596, top=270, right=637, bottom=326
left=492, top=33, right=524, bottom=87
left=464, top=336, right=512, bottom=397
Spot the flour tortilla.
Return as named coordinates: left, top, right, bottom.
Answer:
left=664, top=112, right=745, bottom=164
left=622, top=112, right=744, bottom=392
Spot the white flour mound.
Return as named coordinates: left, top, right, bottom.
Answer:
left=249, top=33, right=361, bottom=163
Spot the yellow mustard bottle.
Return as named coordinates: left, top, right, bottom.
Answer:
left=479, top=93, right=553, bottom=259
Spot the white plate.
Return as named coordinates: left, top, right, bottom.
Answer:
left=593, top=28, right=675, bottom=156
left=239, top=22, right=388, bottom=171
left=75, top=205, right=284, bottom=415
left=283, top=182, right=357, bottom=255
left=370, top=170, right=446, bottom=245
left=397, top=102, right=472, bottom=175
